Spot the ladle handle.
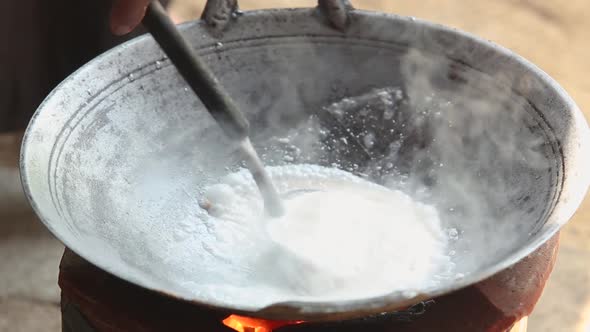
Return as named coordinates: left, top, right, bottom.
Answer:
left=143, top=0, right=250, bottom=141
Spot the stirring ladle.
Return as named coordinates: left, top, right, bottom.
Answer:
left=142, top=0, right=285, bottom=217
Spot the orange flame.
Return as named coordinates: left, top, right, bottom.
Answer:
left=222, top=314, right=304, bottom=332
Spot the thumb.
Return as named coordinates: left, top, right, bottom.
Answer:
left=110, top=0, right=151, bottom=35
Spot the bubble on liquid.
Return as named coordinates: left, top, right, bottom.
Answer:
left=363, top=132, right=376, bottom=149
left=340, top=137, right=348, bottom=145
left=359, top=107, right=370, bottom=116
left=277, top=137, right=290, bottom=144
left=215, top=42, right=224, bottom=48
left=446, top=228, right=459, bottom=240
left=383, top=108, right=395, bottom=120
left=128, top=73, right=135, bottom=82
left=328, top=107, right=344, bottom=119
left=155, top=60, right=162, bottom=69
left=341, top=98, right=355, bottom=107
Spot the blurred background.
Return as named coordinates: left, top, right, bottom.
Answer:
left=0, top=0, right=588, bottom=331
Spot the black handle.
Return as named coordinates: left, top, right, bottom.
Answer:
left=143, top=0, right=249, bottom=141
left=201, top=0, right=353, bottom=31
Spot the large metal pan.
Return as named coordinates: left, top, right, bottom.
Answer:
left=20, top=0, right=590, bottom=322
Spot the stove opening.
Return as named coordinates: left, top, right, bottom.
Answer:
left=222, top=314, right=303, bottom=332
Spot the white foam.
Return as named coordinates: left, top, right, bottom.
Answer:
left=193, top=164, right=454, bottom=305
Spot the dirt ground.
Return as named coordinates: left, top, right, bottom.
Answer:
left=0, top=1, right=588, bottom=331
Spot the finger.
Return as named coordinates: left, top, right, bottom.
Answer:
left=110, top=0, right=150, bottom=35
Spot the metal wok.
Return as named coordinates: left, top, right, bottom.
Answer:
left=20, top=0, right=590, bottom=322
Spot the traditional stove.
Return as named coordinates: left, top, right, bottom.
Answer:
left=58, top=233, right=558, bottom=332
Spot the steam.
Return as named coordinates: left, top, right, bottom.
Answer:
left=253, top=47, right=552, bottom=277
left=394, top=49, right=552, bottom=272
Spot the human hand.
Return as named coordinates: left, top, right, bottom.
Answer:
left=110, top=0, right=150, bottom=35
